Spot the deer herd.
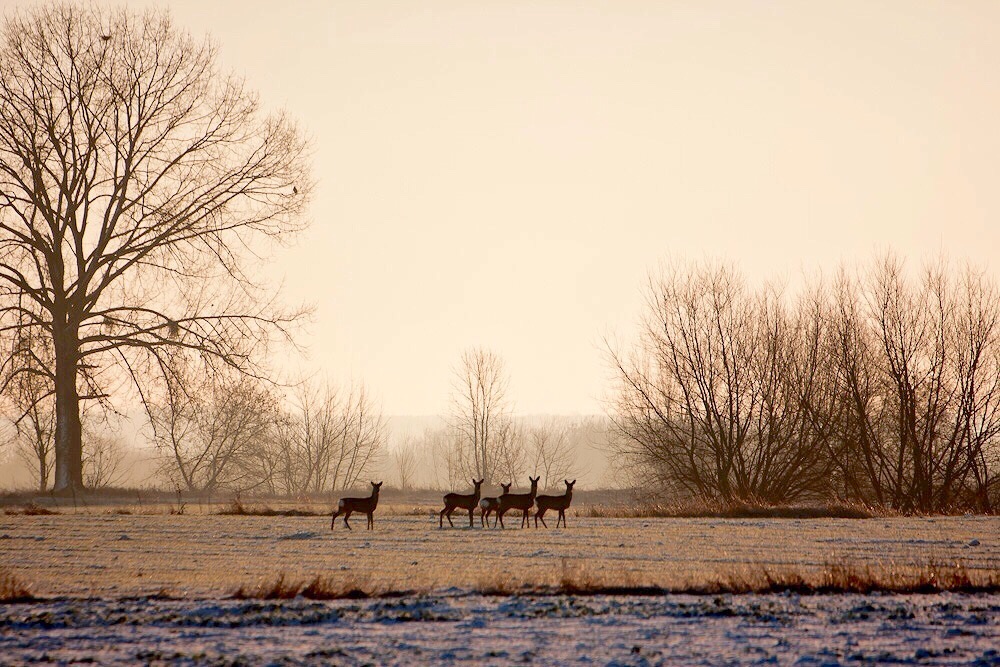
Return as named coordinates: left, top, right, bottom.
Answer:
left=330, top=478, right=576, bottom=531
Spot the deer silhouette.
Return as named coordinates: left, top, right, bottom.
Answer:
left=478, top=482, right=511, bottom=528
left=330, top=481, right=382, bottom=530
left=534, top=479, right=575, bottom=528
left=497, top=476, right=540, bottom=529
left=439, top=478, right=485, bottom=527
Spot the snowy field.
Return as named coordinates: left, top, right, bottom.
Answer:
left=1, top=593, right=999, bottom=665
left=1, top=514, right=999, bottom=664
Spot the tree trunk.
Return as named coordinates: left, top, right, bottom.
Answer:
left=52, top=323, right=83, bottom=493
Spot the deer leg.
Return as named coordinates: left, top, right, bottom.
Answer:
left=343, top=510, right=353, bottom=530
left=558, top=509, right=566, bottom=528
left=367, top=512, right=374, bottom=530
left=498, top=509, right=505, bottom=529
left=536, top=508, right=548, bottom=528
left=468, top=508, right=474, bottom=527
left=480, top=508, right=487, bottom=527
left=446, top=508, right=455, bottom=527
left=330, top=510, right=340, bottom=530
left=521, top=509, right=529, bottom=528
left=439, top=507, right=447, bottom=528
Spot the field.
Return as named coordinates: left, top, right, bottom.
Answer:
left=1, top=508, right=999, bottom=664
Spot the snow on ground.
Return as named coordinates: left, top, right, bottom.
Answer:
left=1, top=592, right=999, bottom=665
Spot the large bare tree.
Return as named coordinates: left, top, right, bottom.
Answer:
left=0, top=4, right=310, bottom=491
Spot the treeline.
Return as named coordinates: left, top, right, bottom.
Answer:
left=3, top=365, right=386, bottom=495
left=609, top=254, right=1000, bottom=513
left=149, top=369, right=385, bottom=495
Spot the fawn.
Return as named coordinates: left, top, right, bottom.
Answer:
left=497, top=476, right=540, bottom=529
left=479, top=482, right=512, bottom=528
left=534, top=479, right=575, bottom=528
left=330, top=481, right=382, bottom=530
left=440, top=478, right=485, bottom=528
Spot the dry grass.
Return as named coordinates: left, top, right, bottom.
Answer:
left=231, top=573, right=392, bottom=600
left=585, top=500, right=878, bottom=520
left=0, top=568, right=36, bottom=603
left=4, top=513, right=996, bottom=599
left=473, top=558, right=999, bottom=597
left=216, top=498, right=321, bottom=517
left=551, top=560, right=999, bottom=596
left=4, top=503, right=59, bottom=516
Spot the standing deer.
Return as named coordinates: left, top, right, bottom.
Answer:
left=497, top=476, right=540, bottom=529
left=439, top=478, right=485, bottom=527
left=479, top=482, right=512, bottom=528
left=330, top=481, right=382, bottom=530
left=534, top=479, right=576, bottom=528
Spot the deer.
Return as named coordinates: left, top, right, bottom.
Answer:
left=534, top=479, right=576, bottom=528
left=496, top=476, right=540, bottom=529
left=330, top=481, right=382, bottom=530
left=439, top=478, right=485, bottom=528
left=478, top=482, right=512, bottom=528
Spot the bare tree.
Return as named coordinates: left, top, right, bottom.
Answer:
left=0, top=4, right=311, bottom=492
left=0, top=321, right=55, bottom=490
left=417, top=426, right=462, bottom=490
left=830, top=255, right=1000, bottom=512
left=492, top=418, right=526, bottom=485
left=392, top=439, right=419, bottom=491
left=82, top=431, right=124, bottom=489
left=323, top=384, right=386, bottom=491
left=240, top=380, right=386, bottom=494
left=4, top=357, right=55, bottom=491
left=608, top=261, right=831, bottom=504
left=151, top=361, right=279, bottom=493
left=449, top=348, right=519, bottom=484
left=527, top=419, right=577, bottom=491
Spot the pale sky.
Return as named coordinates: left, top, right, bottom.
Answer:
left=38, top=1, right=1000, bottom=415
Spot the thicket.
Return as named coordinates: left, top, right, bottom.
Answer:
left=609, top=254, right=1000, bottom=513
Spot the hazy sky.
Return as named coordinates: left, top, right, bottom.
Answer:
left=28, top=1, right=1000, bottom=415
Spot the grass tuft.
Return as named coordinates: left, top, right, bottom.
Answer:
left=231, top=573, right=394, bottom=600
left=231, top=573, right=303, bottom=600
left=0, top=568, right=36, bottom=603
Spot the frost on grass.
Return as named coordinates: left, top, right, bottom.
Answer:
left=0, top=594, right=998, bottom=665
